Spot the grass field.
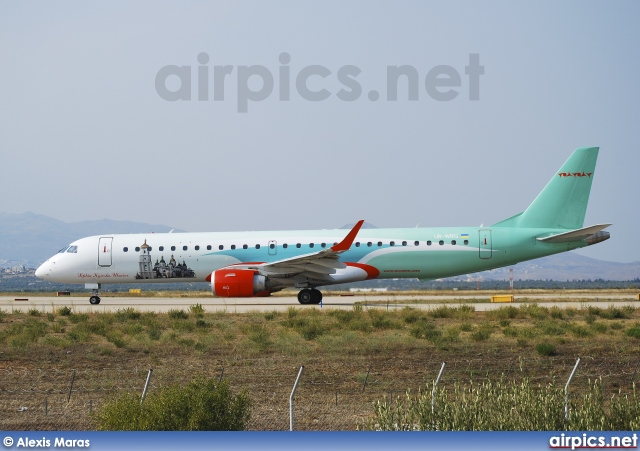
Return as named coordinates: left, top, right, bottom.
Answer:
left=1, top=291, right=639, bottom=430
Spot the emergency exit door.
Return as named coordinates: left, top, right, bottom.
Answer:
left=98, top=237, right=113, bottom=267
left=479, top=230, right=492, bottom=259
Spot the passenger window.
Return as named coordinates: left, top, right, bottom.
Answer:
left=256, top=244, right=261, bottom=249
left=439, top=240, right=444, bottom=245
left=367, top=242, right=372, bottom=247
left=390, top=241, right=395, bottom=246
left=231, top=245, right=236, bottom=250
left=355, top=242, right=360, bottom=247
left=283, top=243, right=288, bottom=249
left=427, top=241, right=432, bottom=246
left=159, top=246, right=164, bottom=251
left=243, top=244, right=248, bottom=249
left=321, top=243, right=326, bottom=248
left=207, top=245, right=212, bottom=250
left=195, top=245, right=200, bottom=251
left=464, top=240, right=469, bottom=245
left=451, top=240, right=456, bottom=245
left=377, top=242, right=382, bottom=247
left=183, top=246, right=188, bottom=251
left=309, top=243, right=314, bottom=248
left=415, top=241, right=420, bottom=246
left=296, top=243, right=301, bottom=248
left=123, top=247, right=128, bottom=252
left=219, top=245, right=224, bottom=250
left=135, top=247, right=140, bottom=252
left=171, top=246, right=176, bottom=251
left=402, top=241, right=407, bottom=246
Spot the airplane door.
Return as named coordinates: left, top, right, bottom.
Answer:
left=268, top=240, right=277, bottom=256
left=479, top=230, right=492, bottom=259
left=98, top=237, right=113, bottom=267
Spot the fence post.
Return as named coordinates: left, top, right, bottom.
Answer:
left=290, top=366, right=304, bottom=431
left=67, top=370, right=76, bottom=403
left=362, top=366, right=371, bottom=393
left=565, top=357, right=581, bottom=421
left=141, top=369, right=153, bottom=406
left=432, top=362, right=446, bottom=414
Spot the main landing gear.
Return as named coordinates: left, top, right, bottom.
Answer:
left=297, top=288, right=322, bottom=305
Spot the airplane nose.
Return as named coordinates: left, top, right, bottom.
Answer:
left=35, top=261, right=50, bottom=278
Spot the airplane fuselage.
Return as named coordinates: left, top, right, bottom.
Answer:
left=36, top=226, right=588, bottom=286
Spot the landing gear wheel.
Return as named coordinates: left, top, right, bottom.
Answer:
left=310, top=288, right=323, bottom=304
left=297, top=289, right=322, bottom=305
left=298, top=289, right=313, bottom=304
left=89, top=296, right=101, bottom=305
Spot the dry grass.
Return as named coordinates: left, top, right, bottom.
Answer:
left=0, top=299, right=639, bottom=430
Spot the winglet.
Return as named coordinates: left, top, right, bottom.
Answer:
left=331, top=220, right=365, bottom=252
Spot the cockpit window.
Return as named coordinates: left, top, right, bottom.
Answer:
left=57, top=247, right=69, bottom=253
left=66, top=246, right=78, bottom=253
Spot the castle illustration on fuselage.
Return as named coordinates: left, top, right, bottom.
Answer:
left=135, top=240, right=196, bottom=280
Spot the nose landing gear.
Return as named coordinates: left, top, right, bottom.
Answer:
left=86, top=283, right=101, bottom=305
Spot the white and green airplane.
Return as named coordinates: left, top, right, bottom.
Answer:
left=36, top=147, right=610, bottom=305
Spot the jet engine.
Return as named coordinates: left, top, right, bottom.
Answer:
left=211, top=269, right=270, bottom=297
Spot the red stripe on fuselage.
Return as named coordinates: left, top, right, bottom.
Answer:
left=345, top=262, right=380, bottom=279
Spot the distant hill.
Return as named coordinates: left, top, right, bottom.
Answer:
left=0, top=212, right=638, bottom=281
left=0, top=212, right=184, bottom=267
left=468, top=253, right=640, bottom=282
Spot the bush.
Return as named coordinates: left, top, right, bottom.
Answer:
left=366, top=379, right=640, bottom=431
left=535, top=342, right=557, bottom=356
left=189, top=304, right=205, bottom=318
left=626, top=325, right=640, bottom=339
left=57, top=306, right=72, bottom=316
left=94, top=378, right=251, bottom=430
left=168, top=309, right=188, bottom=320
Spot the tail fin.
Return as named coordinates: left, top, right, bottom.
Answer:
left=493, top=147, right=599, bottom=229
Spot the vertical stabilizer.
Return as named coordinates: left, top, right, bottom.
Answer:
left=493, top=147, right=599, bottom=229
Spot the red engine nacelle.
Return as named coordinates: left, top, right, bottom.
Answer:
left=211, top=269, right=270, bottom=297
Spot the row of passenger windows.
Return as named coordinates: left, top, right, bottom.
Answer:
left=122, top=240, right=469, bottom=253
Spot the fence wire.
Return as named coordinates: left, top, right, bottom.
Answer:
left=1, top=355, right=638, bottom=430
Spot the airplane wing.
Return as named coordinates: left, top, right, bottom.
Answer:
left=536, top=223, right=612, bottom=243
left=226, top=220, right=364, bottom=281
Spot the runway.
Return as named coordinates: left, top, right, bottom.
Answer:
left=0, top=292, right=637, bottom=313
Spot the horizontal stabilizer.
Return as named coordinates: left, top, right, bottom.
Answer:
left=536, top=224, right=611, bottom=243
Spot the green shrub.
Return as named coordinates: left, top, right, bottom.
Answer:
left=116, top=308, right=142, bottom=321
left=57, top=306, right=72, bottom=316
left=626, top=325, right=640, bottom=339
left=168, top=309, right=189, bottom=320
left=535, top=342, right=557, bottom=356
left=600, top=306, right=629, bottom=320
left=189, top=304, right=205, bottom=318
left=93, top=378, right=251, bottom=430
left=470, top=325, right=492, bottom=342
left=28, top=308, right=41, bottom=317
left=410, top=321, right=441, bottom=342
left=366, top=379, right=640, bottom=431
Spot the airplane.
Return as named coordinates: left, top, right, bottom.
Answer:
left=35, top=147, right=610, bottom=305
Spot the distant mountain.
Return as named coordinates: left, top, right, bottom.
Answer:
left=0, top=212, right=184, bottom=267
left=1, top=212, right=638, bottom=281
left=472, top=253, right=640, bottom=282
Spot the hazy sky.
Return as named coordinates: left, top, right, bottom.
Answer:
left=1, top=2, right=638, bottom=263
